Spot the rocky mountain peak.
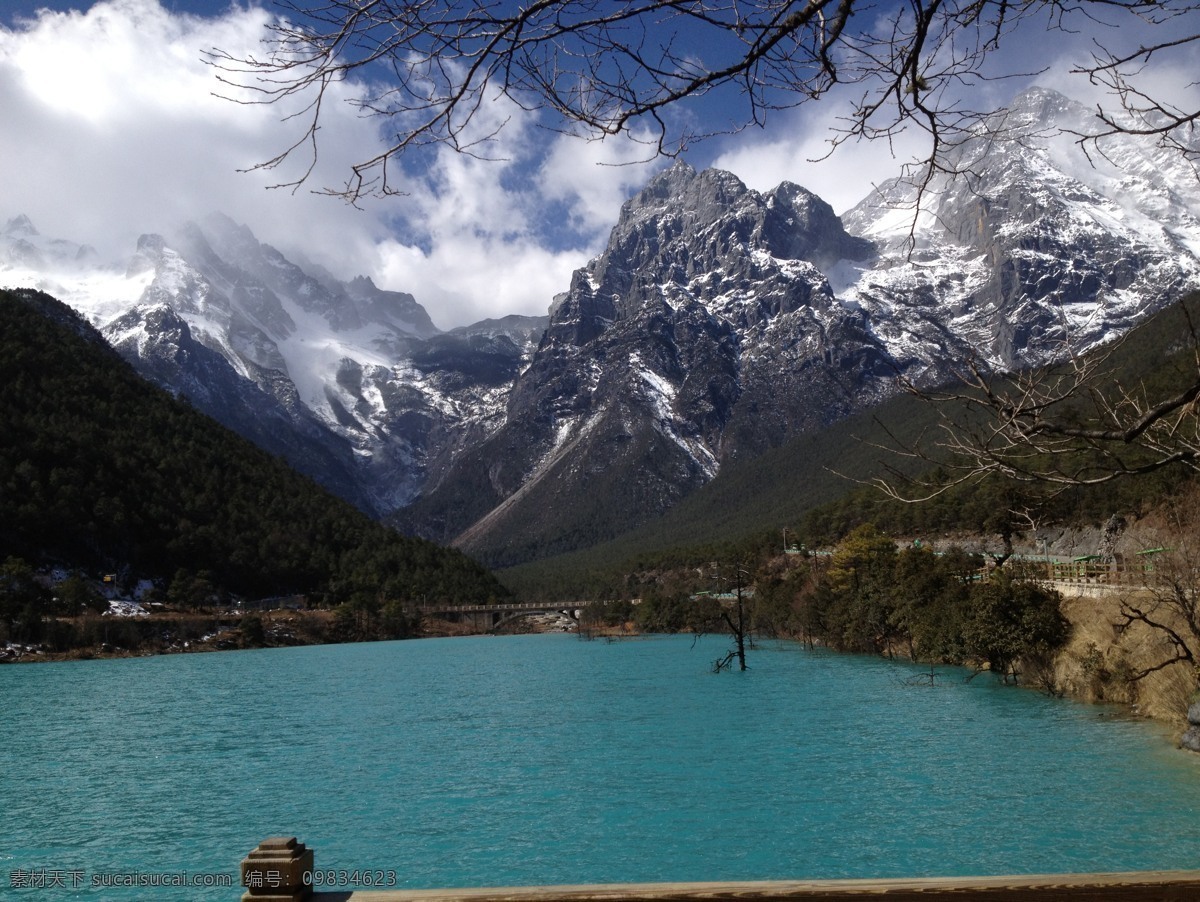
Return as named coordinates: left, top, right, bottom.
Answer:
left=3, top=214, right=37, bottom=238
left=760, top=181, right=873, bottom=267
left=136, top=233, right=167, bottom=255
left=429, top=165, right=898, bottom=561
left=2, top=214, right=98, bottom=271
left=547, top=161, right=871, bottom=347
left=839, top=85, right=1200, bottom=371
left=1001, top=85, right=1090, bottom=134
left=193, top=212, right=261, bottom=264
left=127, top=233, right=167, bottom=276
left=343, top=274, right=439, bottom=338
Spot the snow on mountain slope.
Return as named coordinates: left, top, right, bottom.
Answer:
left=841, top=86, right=1200, bottom=371
left=6, top=86, right=1200, bottom=563
left=2, top=216, right=156, bottom=325
left=0, top=212, right=541, bottom=516
left=405, top=88, right=1200, bottom=565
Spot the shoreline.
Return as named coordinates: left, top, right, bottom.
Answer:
left=0, top=607, right=566, bottom=664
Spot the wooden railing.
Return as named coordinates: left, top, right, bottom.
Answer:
left=240, top=838, right=1200, bottom=902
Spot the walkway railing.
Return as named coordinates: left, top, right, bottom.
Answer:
left=240, top=838, right=1200, bottom=901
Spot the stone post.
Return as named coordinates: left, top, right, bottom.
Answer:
left=241, top=837, right=314, bottom=902
left=1181, top=701, right=1200, bottom=753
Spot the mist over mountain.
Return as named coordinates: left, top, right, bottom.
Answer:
left=5, top=86, right=1200, bottom=566
left=3, top=211, right=545, bottom=516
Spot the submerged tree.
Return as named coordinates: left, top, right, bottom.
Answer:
left=709, top=563, right=752, bottom=672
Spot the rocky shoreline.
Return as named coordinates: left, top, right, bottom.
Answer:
left=1183, top=704, right=1200, bottom=753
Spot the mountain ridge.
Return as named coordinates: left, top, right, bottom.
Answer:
left=6, top=86, right=1200, bottom=566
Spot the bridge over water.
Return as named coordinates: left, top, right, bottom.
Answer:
left=414, top=601, right=583, bottom=631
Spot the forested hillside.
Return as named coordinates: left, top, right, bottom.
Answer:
left=0, top=288, right=506, bottom=606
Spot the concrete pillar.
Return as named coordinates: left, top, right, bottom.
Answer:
left=241, top=837, right=314, bottom=902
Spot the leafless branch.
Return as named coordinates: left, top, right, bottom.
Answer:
left=207, top=0, right=1200, bottom=205
left=862, top=297, right=1200, bottom=502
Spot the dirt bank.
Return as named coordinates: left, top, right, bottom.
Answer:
left=1050, top=587, right=1195, bottom=729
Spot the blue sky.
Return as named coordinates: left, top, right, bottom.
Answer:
left=3, top=0, right=1198, bottom=327
left=5, top=0, right=233, bottom=22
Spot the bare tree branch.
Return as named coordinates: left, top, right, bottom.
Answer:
left=1108, top=488, right=1200, bottom=691
left=860, top=297, right=1200, bottom=501
left=207, top=0, right=1200, bottom=204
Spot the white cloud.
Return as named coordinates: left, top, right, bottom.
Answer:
left=374, top=235, right=581, bottom=329
left=709, top=104, right=918, bottom=214
left=0, top=0, right=655, bottom=329
left=7, top=0, right=1200, bottom=330
left=360, top=97, right=663, bottom=325
left=709, top=3, right=1200, bottom=214
left=541, top=129, right=668, bottom=234
left=373, top=133, right=589, bottom=326
left=0, top=0, right=387, bottom=261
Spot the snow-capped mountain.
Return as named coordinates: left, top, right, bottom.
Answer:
left=5, top=86, right=1200, bottom=564
left=841, top=86, right=1200, bottom=371
left=1, top=212, right=545, bottom=515
left=395, top=163, right=896, bottom=564
left=400, top=88, right=1200, bottom=564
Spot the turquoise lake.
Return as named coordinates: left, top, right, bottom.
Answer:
left=3, top=633, right=1200, bottom=899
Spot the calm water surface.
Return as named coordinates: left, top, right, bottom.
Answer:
left=2, top=634, right=1199, bottom=898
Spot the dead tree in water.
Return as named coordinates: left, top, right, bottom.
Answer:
left=712, top=564, right=751, bottom=672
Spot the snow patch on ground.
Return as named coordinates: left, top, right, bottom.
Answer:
left=104, top=600, right=149, bottom=618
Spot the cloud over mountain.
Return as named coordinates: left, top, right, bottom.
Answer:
left=0, top=0, right=662, bottom=328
